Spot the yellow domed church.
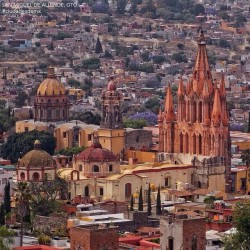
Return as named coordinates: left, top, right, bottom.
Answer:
left=16, top=68, right=126, bottom=154
left=34, top=67, right=70, bottom=122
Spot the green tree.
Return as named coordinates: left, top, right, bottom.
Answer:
left=172, top=51, right=188, bottom=63
left=36, top=30, right=45, bottom=38
left=219, top=39, right=231, bottom=48
left=156, top=185, right=162, bottom=215
left=123, top=119, right=147, bottom=129
left=130, top=195, right=134, bottom=211
left=153, top=55, right=165, bottom=64
left=30, top=176, right=68, bottom=216
left=0, top=102, right=17, bottom=133
left=116, top=0, right=127, bottom=15
left=13, top=182, right=32, bottom=247
left=177, top=43, right=185, bottom=50
left=52, top=32, right=73, bottom=40
left=1, top=131, right=56, bottom=164
left=241, top=149, right=250, bottom=194
left=72, top=111, right=101, bottom=125
left=0, top=226, right=14, bottom=250
left=55, top=146, right=86, bottom=158
left=141, top=51, right=150, bottom=62
left=0, top=204, right=5, bottom=225
left=191, top=3, right=205, bottom=15
left=247, top=112, right=250, bottom=133
left=15, top=90, right=29, bottom=107
left=68, top=78, right=81, bottom=88
left=4, top=182, right=11, bottom=216
left=95, top=37, right=103, bottom=54
left=138, top=186, right=143, bottom=211
left=144, top=97, right=161, bottom=113
left=223, top=201, right=250, bottom=249
left=82, top=58, right=100, bottom=69
left=147, top=183, right=151, bottom=216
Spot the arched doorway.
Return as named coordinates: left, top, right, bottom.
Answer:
left=84, top=186, right=89, bottom=197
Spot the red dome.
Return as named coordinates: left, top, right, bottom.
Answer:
left=76, top=145, right=117, bottom=162
left=107, top=80, right=116, bottom=91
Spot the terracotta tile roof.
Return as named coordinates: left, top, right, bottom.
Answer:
left=192, top=189, right=210, bottom=195
left=168, top=190, right=193, bottom=197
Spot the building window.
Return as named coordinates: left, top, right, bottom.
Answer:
left=125, top=183, right=131, bottom=197
left=84, top=186, right=89, bottom=197
left=79, top=165, right=83, bottom=171
left=100, top=187, right=104, bottom=196
left=20, top=172, right=25, bottom=181
left=63, top=132, right=67, bottom=138
left=240, top=178, right=246, bottom=191
left=48, top=110, right=52, bottom=118
left=25, top=127, right=29, bottom=132
left=2, top=178, right=7, bottom=185
left=93, top=165, right=99, bottom=172
left=87, top=134, right=91, bottom=141
left=168, top=237, right=174, bottom=250
left=165, top=176, right=171, bottom=187
left=109, top=164, right=113, bottom=172
left=56, top=110, right=60, bottom=117
left=192, top=236, right=197, bottom=250
left=48, top=99, right=51, bottom=103
left=32, top=172, right=40, bottom=181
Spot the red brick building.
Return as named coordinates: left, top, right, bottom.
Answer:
left=70, top=225, right=119, bottom=250
left=160, top=214, right=206, bottom=250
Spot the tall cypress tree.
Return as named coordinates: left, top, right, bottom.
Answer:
left=147, top=183, right=152, bottom=216
left=95, top=36, right=103, bottom=54
left=138, top=186, right=143, bottom=211
left=0, top=204, right=5, bottom=225
left=4, top=182, right=11, bottom=215
left=248, top=112, right=250, bottom=133
left=156, top=185, right=162, bottom=215
left=130, top=195, right=134, bottom=211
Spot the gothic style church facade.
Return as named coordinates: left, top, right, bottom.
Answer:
left=158, top=32, right=230, bottom=190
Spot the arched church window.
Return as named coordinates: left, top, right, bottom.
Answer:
left=32, top=172, right=40, bottom=181
left=165, top=176, right=171, bottom=187
left=193, top=101, right=197, bottom=122
left=109, top=165, right=113, bottom=172
left=185, top=133, right=189, bottom=153
left=125, top=183, right=131, bottom=197
left=193, top=134, right=196, bottom=154
left=180, top=133, right=183, bottom=153
left=20, top=172, right=25, bottom=181
left=84, top=186, right=89, bottom=197
left=93, top=165, right=99, bottom=172
left=198, top=102, right=202, bottom=122
left=199, top=134, right=202, bottom=155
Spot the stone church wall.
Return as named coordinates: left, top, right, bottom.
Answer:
left=125, top=130, right=152, bottom=150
